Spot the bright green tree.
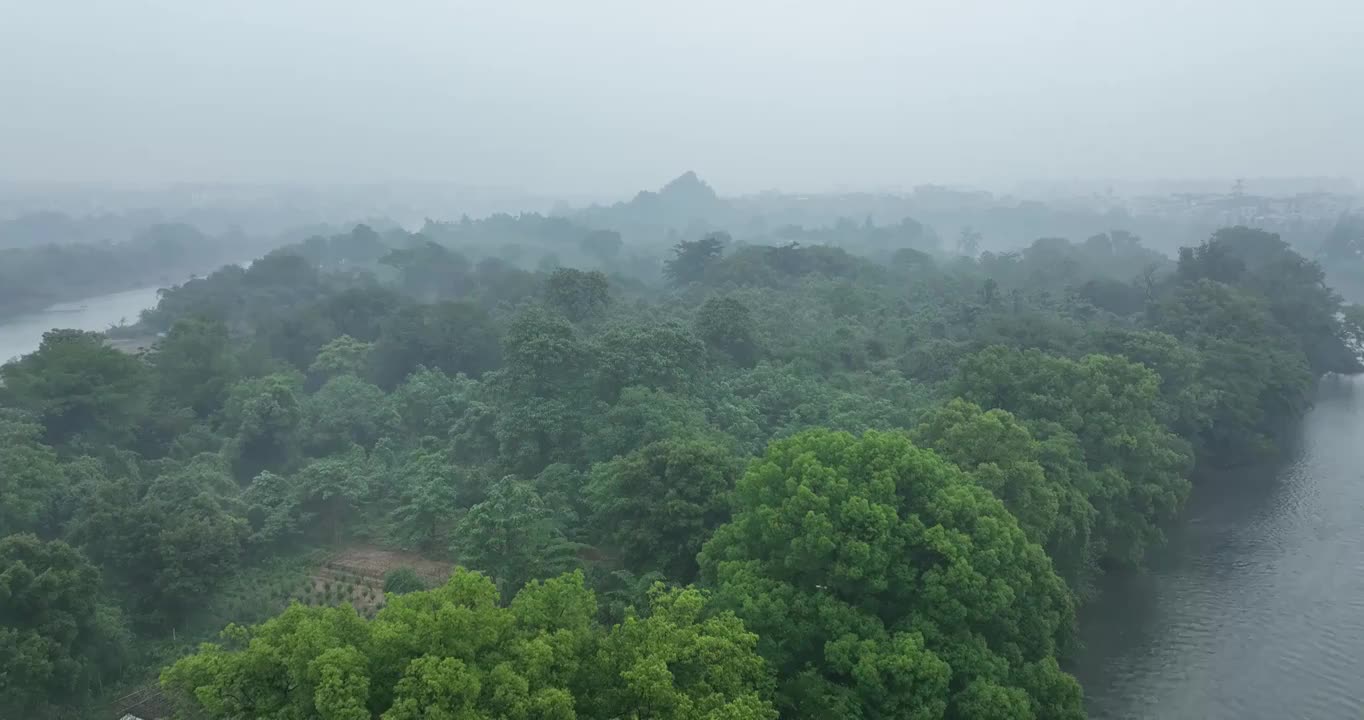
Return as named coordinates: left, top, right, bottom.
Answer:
left=163, top=570, right=778, bottom=719
left=956, top=346, right=1193, bottom=566
left=699, top=429, right=1082, bottom=720
left=911, top=399, right=1097, bottom=590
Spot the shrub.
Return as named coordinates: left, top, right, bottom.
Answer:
left=383, top=566, right=427, bottom=595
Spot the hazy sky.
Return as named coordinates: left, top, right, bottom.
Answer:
left=2, top=0, right=1361, bottom=195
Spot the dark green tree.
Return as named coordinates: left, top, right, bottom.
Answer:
left=0, top=535, right=128, bottom=716
left=222, top=373, right=303, bottom=481
left=664, top=232, right=728, bottom=286
left=150, top=316, right=240, bottom=417
left=586, top=438, right=741, bottom=582
left=450, top=476, right=580, bottom=594
left=591, top=319, right=708, bottom=401
left=0, top=329, right=150, bottom=446
left=544, top=267, right=611, bottom=321
left=579, top=228, right=624, bottom=264
left=300, top=375, right=398, bottom=456
left=369, top=301, right=501, bottom=389
left=0, top=415, right=69, bottom=537
left=70, top=455, right=248, bottom=622
left=696, top=295, right=761, bottom=366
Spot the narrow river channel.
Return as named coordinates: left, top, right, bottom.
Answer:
left=0, top=259, right=256, bottom=362
left=1075, top=373, right=1364, bottom=719
left=0, top=285, right=167, bottom=363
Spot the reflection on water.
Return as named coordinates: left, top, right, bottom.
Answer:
left=1076, top=374, right=1364, bottom=719
left=0, top=286, right=166, bottom=363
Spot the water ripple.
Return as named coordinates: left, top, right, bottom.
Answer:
left=1075, top=376, right=1364, bottom=719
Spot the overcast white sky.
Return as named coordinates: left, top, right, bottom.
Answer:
left=2, top=0, right=1361, bottom=195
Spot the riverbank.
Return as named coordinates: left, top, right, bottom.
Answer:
left=0, top=250, right=268, bottom=323
left=0, top=257, right=261, bottom=362
left=1073, top=374, right=1364, bottom=719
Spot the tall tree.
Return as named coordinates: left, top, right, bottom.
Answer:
left=0, top=535, right=128, bottom=716
left=700, top=430, right=1082, bottom=719
left=912, top=398, right=1098, bottom=589
left=0, top=329, right=150, bottom=446
left=0, top=414, right=68, bottom=537
left=544, top=267, right=611, bottom=321
left=664, top=232, right=728, bottom=286
left=450, top=476, right=580, bottom=594
left=955, top=346, right=1192, bottom=565
left=586, top=438, right=741, bottom=582
left=223, top=373, right=303, bottom=481
left=695, top=295, right=761, bottom=366
left=150, top=317, right=240, bottom=417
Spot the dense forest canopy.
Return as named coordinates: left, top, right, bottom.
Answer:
left=1, top=176, right=1361, bottom=719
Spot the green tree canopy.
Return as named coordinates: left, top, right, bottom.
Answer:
left=150, top=316, right=240, bottom=418
left=162, top=569, right=778, bottom=720
left=590, top=320, right=708, bottom=401
left=451, top=476, right=580, bottom=594
left=0, top=535, right=128, bottom=716
left=699, top=429, right=1081, bottom=719
left=369, top=301, right=501, bottom=389
left=0, top=414, right=69, bottom=537
left=301, top=375, right=398, bottom=456
left=955, top=346, right=1192, bottom=566
left=223, top=373, right=303, bottom=481
left=309, top=334, right=375, bottom=380
left=545, top=267, right=611, bottom=321
left=664, top=233, right=728, bottom=286
left=586, top=438, right=741, bottom=582
left=695, top=295, right=761, bottom=366
left=0, top=329, right=150, bottom=447
left=70, top=454, right=248, bottom=621
left=911, top=399, right=1097, bottom=589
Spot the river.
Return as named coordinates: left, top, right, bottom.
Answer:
left=0, top=259, right=258, bottom=363
left=1075, top=373, right=1364, bottom=719
left=0, top=285, right=167, bottom=363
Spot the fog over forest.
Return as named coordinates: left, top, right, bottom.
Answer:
left=4, top=3, right=1364, bottom=720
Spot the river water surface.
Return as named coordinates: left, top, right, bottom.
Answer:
left=0, top=259, right=257, bottom=362
left=0, top=285, right=166, bottom=363
left=1075, top=373, right=1364, bottom=719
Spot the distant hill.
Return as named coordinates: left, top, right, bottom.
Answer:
left=570, top=171, right=739, bottom=243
